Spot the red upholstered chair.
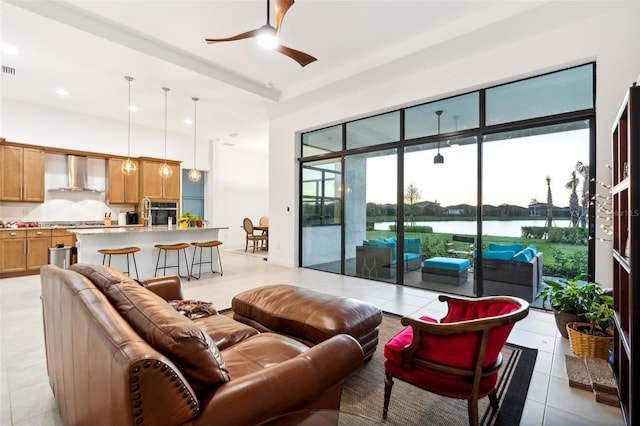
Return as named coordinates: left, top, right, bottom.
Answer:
left=383, top=294, right=529, bottom=426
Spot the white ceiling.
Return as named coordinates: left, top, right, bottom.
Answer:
left=0, top=0, right=600, bottom=154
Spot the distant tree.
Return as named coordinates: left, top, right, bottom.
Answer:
left=405, top=183, right=422, bottom=227
left=576, top=161, right=590, bottom=228
left=545, top=176, right=554, bottom=228
left=565, top=170, right=580, bottom=227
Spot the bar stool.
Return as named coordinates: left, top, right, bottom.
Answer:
left=98, top=247, right=140, bottom=280
left=190, top=240, right=224, bottom=279
left=154, top=243, right=190, bottom=280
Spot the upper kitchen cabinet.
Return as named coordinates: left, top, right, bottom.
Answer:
left=139, top=158, right=180, bottom=201
left=107, top=158, right=139, bottom=204
left=0, top=144, right=45, bottom=202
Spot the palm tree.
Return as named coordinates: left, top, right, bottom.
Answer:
left=576, top=162, right=590, bottom=228
left=565, top=171, right=580, bottom=227
left=545, top=176, right=554, bottom=228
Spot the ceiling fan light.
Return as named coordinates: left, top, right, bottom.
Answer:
left=257, top=33, right=278, bottom=49
left=257, top=25, right=278, bottom=48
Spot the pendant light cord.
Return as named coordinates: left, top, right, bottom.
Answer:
left=192, top=97, right=198, bottom=168
left=163, top=87, right=170, bottom=161
left=125, top=76, right=133, bottom=158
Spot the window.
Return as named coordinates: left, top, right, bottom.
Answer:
left=299, top=63, right=595, bottom=305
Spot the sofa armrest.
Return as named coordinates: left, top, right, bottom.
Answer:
left=194, top=334, right=363, bottom=426
left=140, top=275, right=184, bottom=301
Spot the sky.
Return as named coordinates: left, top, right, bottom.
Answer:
left=366, top=128, right=590, bottom=207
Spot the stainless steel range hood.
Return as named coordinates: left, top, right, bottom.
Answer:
left=49, top=155, right=103, bottom=193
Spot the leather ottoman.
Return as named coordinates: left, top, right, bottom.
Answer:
left=232, top=284, right=382, bottom=360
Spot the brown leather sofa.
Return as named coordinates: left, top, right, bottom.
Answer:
left=40, top=264, right=364, bottom=426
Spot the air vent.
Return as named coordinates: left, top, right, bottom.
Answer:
left=2, top=66, right=16, bottom=75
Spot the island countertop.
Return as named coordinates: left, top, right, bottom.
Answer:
left=71, top=225, right=228, bottom=279
left=69, top=225, right=228, bottom=235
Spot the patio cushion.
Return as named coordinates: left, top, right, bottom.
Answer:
left=487, top=242, right=524, bottom=252
left=513, top=249, right=533, bottom=262
left=422, top=257, right=470, bottom=271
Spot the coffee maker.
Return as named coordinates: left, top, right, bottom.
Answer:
left=126, top=211, right=139, bottom=225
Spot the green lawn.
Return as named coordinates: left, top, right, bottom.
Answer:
left=365, top=230, right=587, bottom=277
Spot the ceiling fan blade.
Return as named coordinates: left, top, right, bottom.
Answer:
left=205, top=28, right=262, bottom=44
left=275, top=44, right=317, bottom=67
left=274, top=0, right=295, bottom=35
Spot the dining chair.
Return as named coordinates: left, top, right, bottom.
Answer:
left=243, top=217, right=268, bottom=253
left=382, top=294, right=529, bottom=426
left=258, top=216, right=269, bottom=248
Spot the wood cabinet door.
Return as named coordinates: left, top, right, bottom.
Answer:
left=51, top=230, right=76, bottom=247
left=140, top=160, right=164, bottom=199
left=27, top=235, right=51, bottom=270
left=0, top=238, right=26, bottom=273
left=107, top=159, right=126, bottom=204
left=124, top=160, right=140, bottom=204
left=0, top=145, right=23, bottom=201
left=22, top=148, right=44, bottom=202
left=162, top=164, right=181, bottom=200
left=108, top=159, right=139, bottom=204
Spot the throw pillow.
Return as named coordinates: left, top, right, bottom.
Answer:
left=168, top=299, right=217, bottom=320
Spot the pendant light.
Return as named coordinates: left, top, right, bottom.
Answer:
left=159, top=87, right=173, bottom=179
left=188, top=96, right=202, bottom=182
left=433, top=109, right=444, bottom=165
left=121, top=76, right=137, bottom=176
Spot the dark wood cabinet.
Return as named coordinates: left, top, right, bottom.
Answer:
left=611, top=84, right=639, bottom=426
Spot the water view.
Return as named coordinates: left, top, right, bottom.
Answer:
left=374, top=219, right=572, bottom=238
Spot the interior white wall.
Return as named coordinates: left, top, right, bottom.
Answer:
left=1, top=99, right=209, bottom=169
left=209, top=142, right=269, bottom=249
left=268, top=2, right=640, bottom=287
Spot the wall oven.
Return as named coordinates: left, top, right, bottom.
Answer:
left=150, top=202, right=178, bottom=226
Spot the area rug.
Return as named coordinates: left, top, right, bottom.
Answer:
left=339, top=313, right=537, bottom=425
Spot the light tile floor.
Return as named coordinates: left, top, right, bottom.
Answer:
left=0, top=250, right=625, bottom=425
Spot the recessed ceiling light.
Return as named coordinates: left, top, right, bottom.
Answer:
left=184, top=118, right=193, bottom=125
left=128, top=105, right=138, bottom=112
left=56, top=89, right=69, bottom=96
left=2, top=44, right=18, bottom=55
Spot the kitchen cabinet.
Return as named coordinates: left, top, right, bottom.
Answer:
left=51, top=229, right=76, bottom=247
left=27, top=229, right=51, bottom=271
left=0, top=230, right=27, bottom=273
left=0, top=145, right=45, bottom=202
left=139, top=158, right=180, bottom=201
left=107, top=158, right=139, bottom=204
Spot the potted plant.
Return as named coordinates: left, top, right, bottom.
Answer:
left=178, top=211, right=200, bottom=228
left=565, top=284, right=614, bottom=360
left=535, top=276, right=590, bottom=338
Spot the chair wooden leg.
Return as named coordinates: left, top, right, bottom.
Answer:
left=383, top=372, right=394, bottom=420
left=467, top=396, right=479, bottom=426
left=245, top=238, right=248, bottom=252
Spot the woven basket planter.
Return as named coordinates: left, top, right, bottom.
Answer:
left=566, top=322, right=613, bottom=360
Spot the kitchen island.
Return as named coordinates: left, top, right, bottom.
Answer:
left=70, top=225, right=228, bottom=279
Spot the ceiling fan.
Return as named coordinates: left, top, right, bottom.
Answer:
left=205, top=0, right=317, bottom=67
